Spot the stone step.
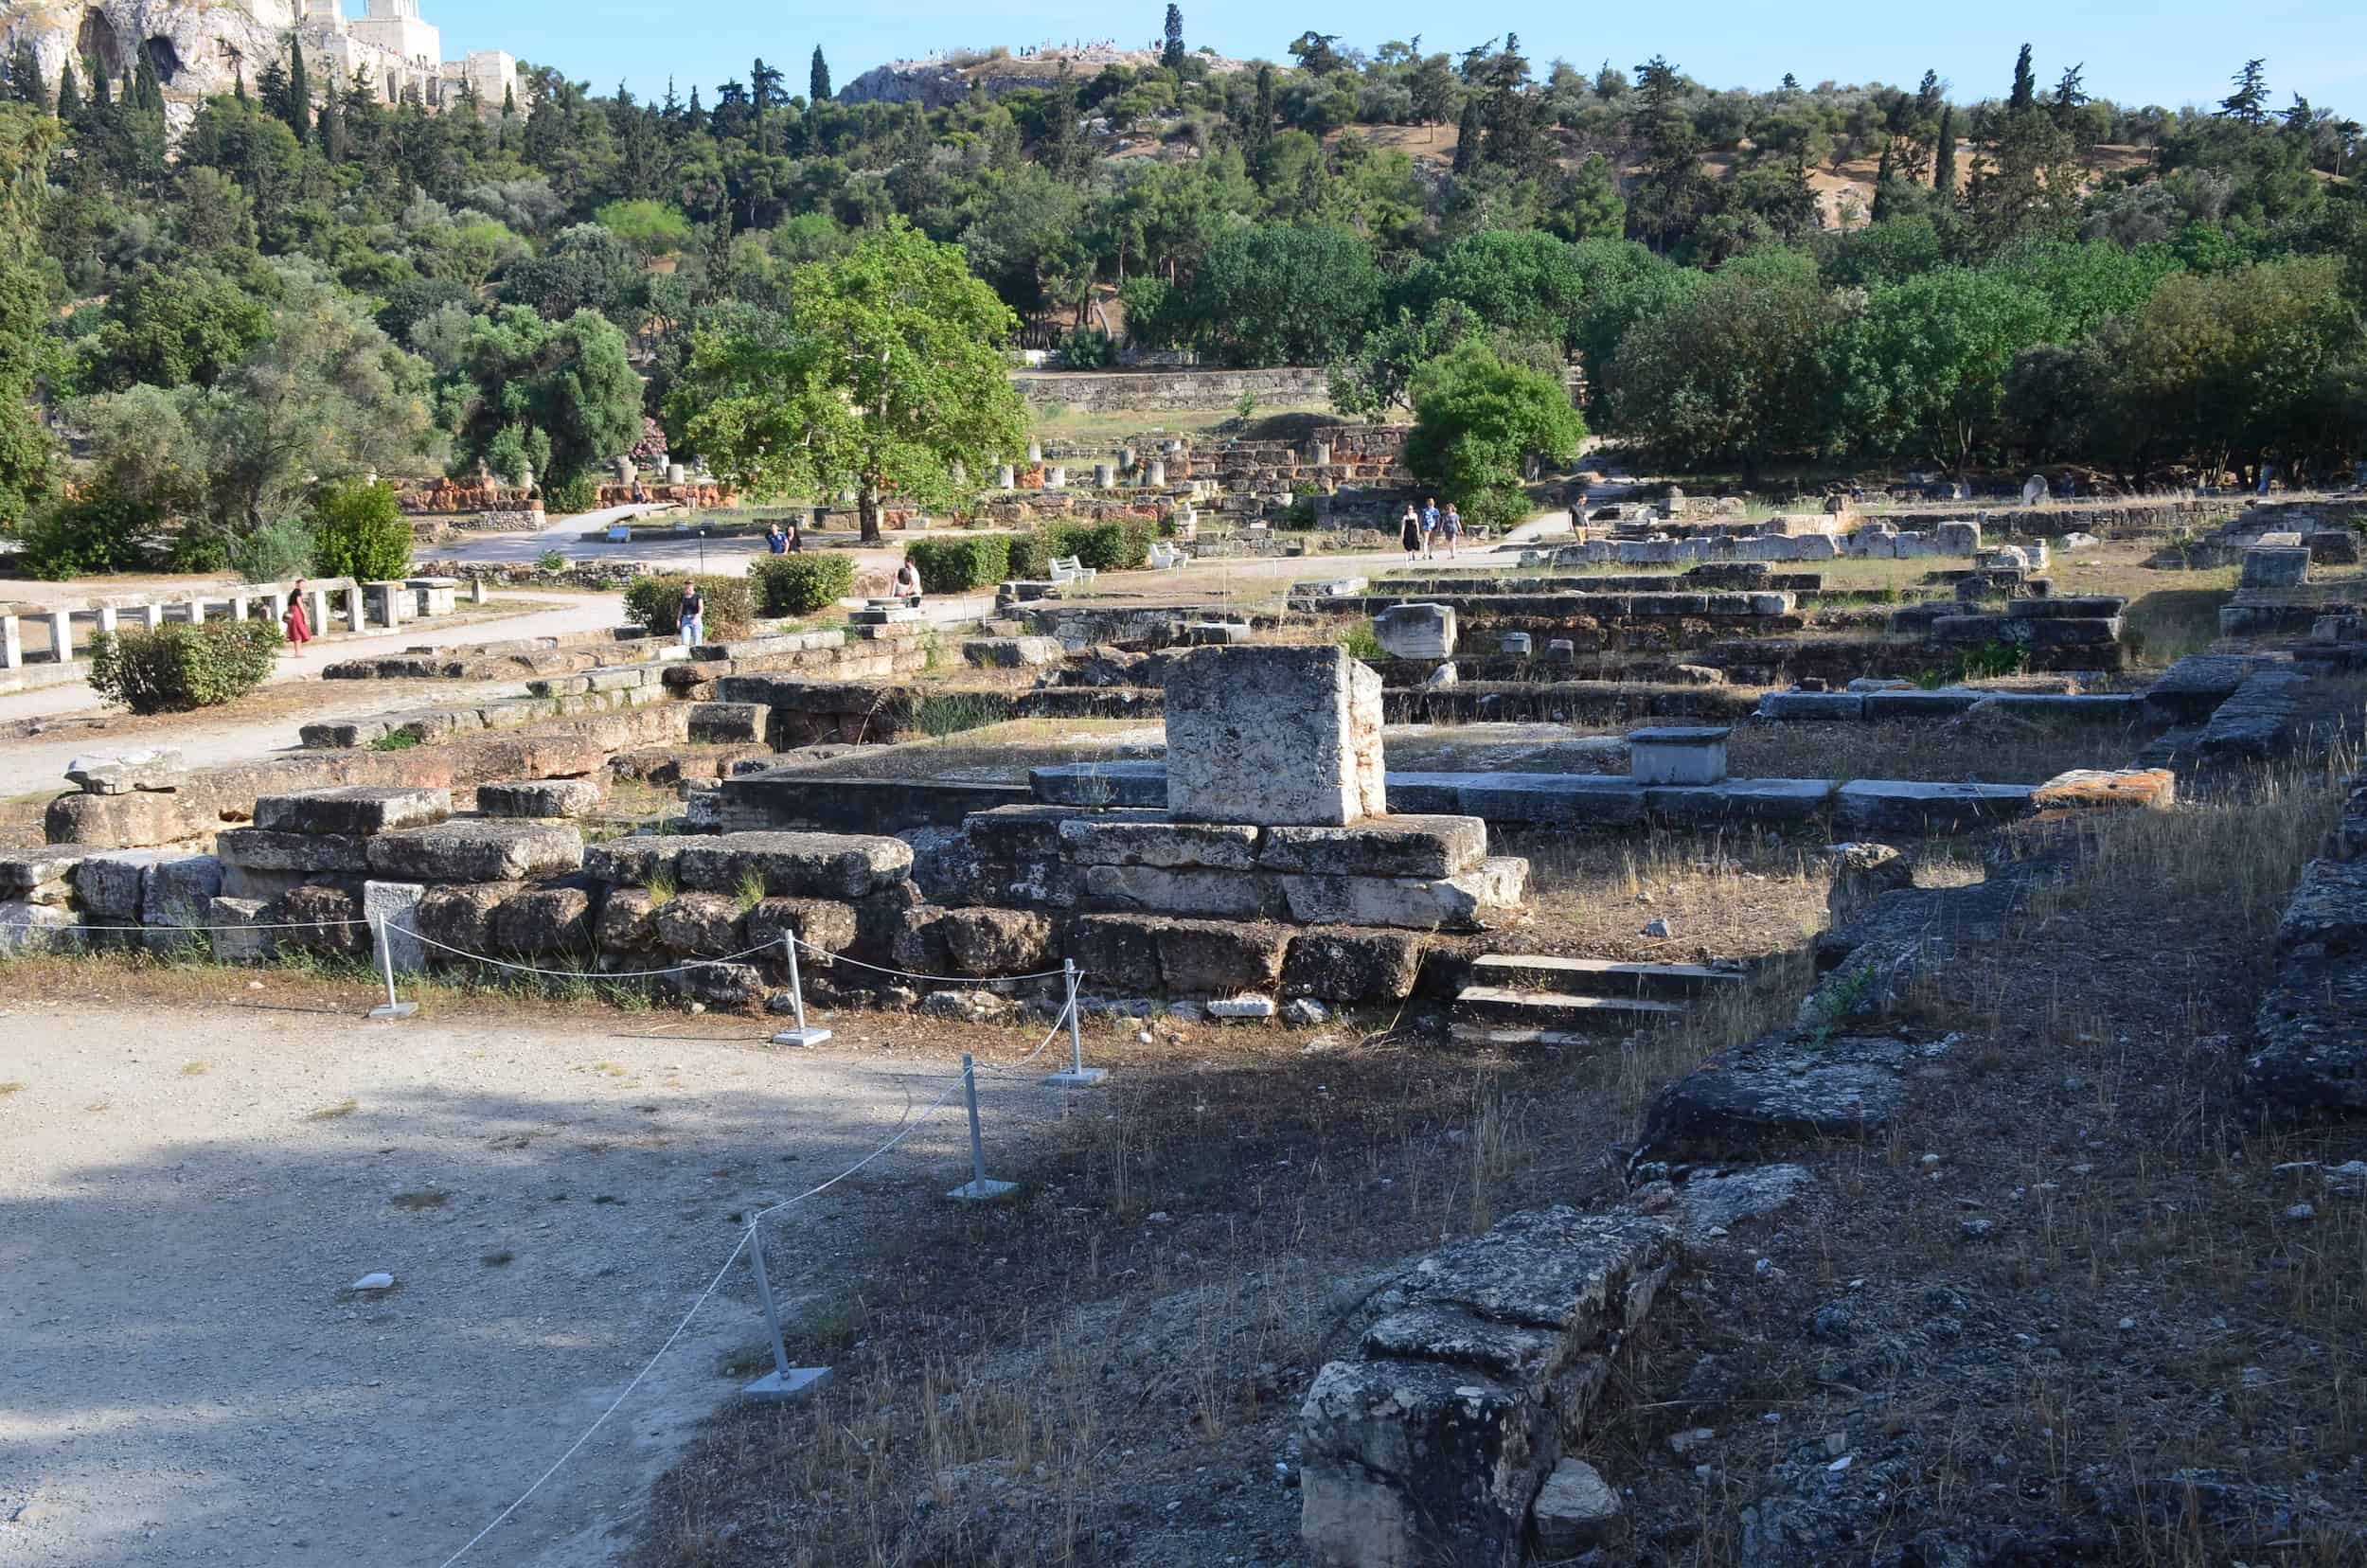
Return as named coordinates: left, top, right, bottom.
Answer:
left=1449, top=1023, right=1648, bottom=1049
left=1451, top=986, right=1684, bottom=1032
left=1468, top=954, right=1745, bottom=1003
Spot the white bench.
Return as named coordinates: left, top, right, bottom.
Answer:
left=1148, top=541, right=1188, bottom=569
left=1047, top=555, right=1098, bottom=587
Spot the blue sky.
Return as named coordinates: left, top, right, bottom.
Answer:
left=429, top=0, right=2365, bottom=118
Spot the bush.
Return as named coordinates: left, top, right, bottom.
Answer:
left=16, top=488, right=160, bottom=579
left=88, top=619, right=282, bottom=714
left=1050, top=518, right=1153, bottom=572
left=537, top=548, right=567, bottom=572
left=901, top=536, right=1011, bottom=594
left=233, top=518, right=318, bottom=584
left=749, top=552, right=856, bottom=615
left=623, top=573, right=755, bottom=640
left=545, top=473, right=599, bottom=514
left=1005, top=531, right=1050, bottom=580
left=310, top=480, right=413, bottom=582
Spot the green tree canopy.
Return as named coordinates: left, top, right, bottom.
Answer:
left=1148, top=222, right=1380, bottom=366
left=437, top=304, right=642, bottom=487
left=1403, top=338, right=1587, bottom=527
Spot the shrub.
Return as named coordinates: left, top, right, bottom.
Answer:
left=310, top=480, right=413, bottom=582
left=17, top=488, right=160, bottom=579
left=1051, top=517, right=1153, bottom=572
left=915, top=690, right=1008, bottom=739
left=901, top=535, right=1011, bottom=594
left=537, top=548, right=567, bottom=572
left=233, top=518, right=318, bottom=584
left=87, top=619, right=282, bottom=714
left=750, top=552, right=855, bottom=615
left=545, top=473, right=599, bottom=514
left=623, top=573, right=755, bottom=639
left=1005, top=531, right=1051, bottom=580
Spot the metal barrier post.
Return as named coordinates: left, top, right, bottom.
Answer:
left=769, top=935, right=831, bottom=1047
left=946, top=1055, right=1017, bottom=1203
left=1042, top=959, right=1106, bottom=1087
left=739, top=1221, right=832, bottom=1402
left=367, top=915, right=418, bottom=1020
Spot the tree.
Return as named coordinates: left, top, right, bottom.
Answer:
left=1149, top=223, right=1380, bottom=366
left=1419, top=229, right=1590, bottom=353
left=496, top=223, right=639, bottom=317
left=676, top=223, right=1027, bottom=545
left=438, top=305, right=642, bottom=489
left=1403, top=338, right=1585, bottom=527
left=1607, top=263, right=1833, bottom=484
left=74, top=258, right=279, bottom=393
left=1410, top=52, right=1457, bottom=140
left=1933, top=104, right=1957, bottom=195
left=309, top=477, right=413, bottom=581
left=1628, top=56, right=1702, bottom=252
left=1328, top=299, right=1481, bottom=419
left=283, top=34, right=311, bottom=147
left=810, top=46, right=831, bottom=104
left=2220, top=60, right=2269, bottom=125
left=2008, top=44, right=2036, bottom=114
left=0, top=105, right=61, bottom=529
left=1826, top=268, right=2054, bottom=471
left=1162, top=7, right=1186, bottom=73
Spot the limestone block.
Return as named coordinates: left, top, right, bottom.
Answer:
left=204, top=898, right=275, bottom=963
left=1258, top=817, right=1486, bottom=880
left=1165, top=646, right=1385, bottom=829
left=937, top=908, right=1056, bottom=974
left=742, top=897, right=859, bottom=955
left=1279, top=929, right=1427, bottom=1002
left=0, top=848, right=88, bottom=894
left=214, top=829, right=371, bottom=873
left=1935, top=520, right=1981, bottom=555
left=2240, top=546, right=2311, bottom=589
left=142, top=854, right=224, bottom=927
left=1279, top=858, right=1528, bottom=932
left=596, top=886, right=658, bottom=952
left=2032, top=768, right=2177, bottom=814
left=653, top=893, right=745, bottom=955
left=1156, top=919, right=1291, bottom=993
left=361, top=881, right=425, bottom=971
left=1059, top=818, right=1260, bottom=870
left=1836, top=781, right=2035, bottom=836
left=475, top=778, right=606, bottom=819
left=584, top=837, right=685, bottom=888
left=1626, top=726, right=1731, bottom=786
left=657, top=962, right=768, bottom=1009
left=276, top=884, right=366, bottom=956
left=962, top=636, right=1066, bottom=668
left=254, top=786, right=452, bottom=837
left=1082, top=863, right=1277, bottom=918
left=414, top=882, right=521, bottom=956
left=66, top=748, right=187, bottom=795
left=491, top=887, right=594, bottom=955
left=1060, top=914, right=1165, bottom=989
left=1373, top=603, right=1457, bottom=661
left=365, top=821, right=585, bottom=883
left=687, top=702, right=770, bottom=744
left=673, top=831, right=913, bottom=900
left=1532, top=1459, right=1626, bottom=1556
left=75, top=851, right=163, bottom=920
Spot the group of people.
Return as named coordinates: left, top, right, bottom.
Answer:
left=1398, top=498, right=1463, bottom=561
left=763, top=519, right=803, bottom=555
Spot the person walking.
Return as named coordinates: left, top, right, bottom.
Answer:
left=678, top=581, right=704, bottom=652
left=1441, top=503, right=1462, bottom=560
left=282, top=579, right=313, bottom=658
left=1398, top=503, right=1423, bottom=561
left=765, top=521, right=789, bottom=555
left=1419, top=497, right=1441, bottom=561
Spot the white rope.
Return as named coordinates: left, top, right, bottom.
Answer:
left=408, top=930, right=784, bottom=980
left=788, top=931, right=1071, bottom=985
left=32, top=917, right=373, bottom=935
left=433, top=1005, right=1076, bottom=1567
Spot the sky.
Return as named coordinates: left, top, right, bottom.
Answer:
left=426, top=0, right=2367, bottom=118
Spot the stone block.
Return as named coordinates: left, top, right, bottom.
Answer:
left=583, top=837, right=685, bottom=888
left=65, top=747, right=187, bottom=795
left=1058, top=818, right=1261, bottom=870
left=673, top=832, right=913, bottom=900
left=1258, top=817, right=1486, bottom=879
left=1029, top=760, right=1168, bottom=808
left=1626, top=726, right=1730, bottom=786
left=75, top=851, right=163, bottom=921
left=653, top=893, right=745, bottom=955
left=1836, top=781, right=2035, bottom=836
left=492, top=887, right=594, bottom=955
left=361, top=881, right=424, bottom=970
left=366, top=821, right=584, bottom=883
left=1279, top=858, right=1528, bottom=932
left=0, top=848, right=88, bottom=894
left=1450, top=775, right=1645, bottom=829
left=1061, top=914, right=1165, bottom=989
left=657, top=962, right=768, bottom=1010
left=1279, top=929, right=1427, bottom=1002
left=1935, top=520, right=1980, bottom=555
left=596, top=886, right=658, bottom=951
left=1082, top=863, right=1277, bottom=918
left=214, top=829, right=372, bottom=873
left=254, top=786, right=452, bottom=837
left=1758, top=690, right=1865, bottom=722
left=2240, top=546, right=2311, bottom=589
left=1166, top=646, right=1385, bottom=828
left=687, top=702, right=770, bottom=744
left=204, top=897, right=275, bottom=963
left=1532, top=1459, right=1625, bottom=1556
left=962, top=636, right=1066, bottom=668
left=1156, top=918, right=1291, bottom=994
left=743, top=897, right=859, bottom=956
left=2031, top=768, right=2177, bottom=814
left=142, top=854, right=224, bottom=927
left=937, top=908, right=1056, bottom=975
left=276, top=883, right=366, bottom=956
left=414, top=882, right=519, bottom=956
left=44, top=789, right=202, bottom=849
left=475, top=778, right=606, bottom=819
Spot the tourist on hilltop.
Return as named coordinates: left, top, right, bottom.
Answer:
left=1441, top=503, right=1462, bottom=560
left=283, top=580, right=313, bottom=658
left=1398, top=503, right=1422, bottom=561
left=678, top=581, right=704, bottom=651
left=766, top=520, right=789, bottom=555
left=893, top=556, right=924, bottom=601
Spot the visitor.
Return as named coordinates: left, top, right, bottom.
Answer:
left=893, top=557, right=924, bottom=600
left=1441, top=503, right=1462, bottom=559
left=283, top=579, right=313, bottom=657
left=1398, top=503, right=1422, bottom=561
left=766, top=521, right=789, bottom=555
left=678, top=581, right=704, bottom=651
left=784, top=519, right=803, bottom=553
left=1419, top=497, right=1441, bottom=561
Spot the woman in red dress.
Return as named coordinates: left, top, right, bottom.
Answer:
left=284, top=579, right=313, bottom=657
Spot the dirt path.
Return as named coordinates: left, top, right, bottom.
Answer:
left=0, top=997, right=1068, bottom=1568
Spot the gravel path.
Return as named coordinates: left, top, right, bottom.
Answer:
left=0, top=998, right=1065, bottom=1568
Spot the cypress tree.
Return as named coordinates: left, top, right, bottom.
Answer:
left=285, top=36, right=311, bottom=145
left=56, top=56, right=81, bottom=120
left=89, top=61, right=109, bottom=109
left=810, top=46, right=830, bottom=103
left=1450, top=95, right=1483, bottom=173
left=1871, top=141, right=1895, bottom=219
left=234, top=64, right=247, bottom=102
left=1933, top=103, right=1957, bottom=194
left=133, top=44, right=161, bottom=113
left=2007, top=44, right=2035, bottom=113
left=503, top=84, right=516, bottom=117
left=1162, top=5, right=1185, bottom=72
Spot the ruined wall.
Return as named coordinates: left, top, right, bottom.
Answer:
left=1010, top=367, right=1331, bottom=415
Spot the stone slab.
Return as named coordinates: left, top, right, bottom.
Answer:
left=364, top=821, right=585, bottom=882
left=1057, top=817, right=1262, bottom=870
left=673, top=831, right=914, bottom=900
left=254, top=786, right=453, bottom=837
left=214, top=829, right=371, bottom=873
left=364, top=881, right=427, bottom=974
left=475, top=778, right=606, bottom=819
left=1758, top=690, right=1866, bottom=721
left=65, top=748, right=187, bottom=795
left=1835, top=780, right=2036, bottom=836
left=1278, top=857, right=1527, bottom=932
left=1257, top=816, right=1488, bottom=879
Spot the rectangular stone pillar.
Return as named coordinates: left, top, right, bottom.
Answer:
left=1165, top=645, right=1385, bottom=827
left=137, top=603, right=164, bottom=632
left=471, top=578, right=489, bottom=605
left=263, top=591, right=288, bottom=627
left=96, top=607, right=118, bottom=637
left=345, top=587, right=365, bottom=633
left=229, top=596, right=249, bottom=623
left=0, top=615, right=20, bottom=669
left=364, top=881, right=427, bottom=976
left=307, top=589, right=330, bottom=636
left=46, top=611, right=72, bottom=663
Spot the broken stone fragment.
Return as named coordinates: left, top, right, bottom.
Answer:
left=65, top=747, right=186, bottom=795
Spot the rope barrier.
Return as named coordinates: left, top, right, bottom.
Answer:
left=433, top=1005, right=1077, bottom=1567
left=788, top=932, right=1072, bottom=985
left=407, top=929, right=786, bottom=981
left=31, top=917, right=373, bottom=935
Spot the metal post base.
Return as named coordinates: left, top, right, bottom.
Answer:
left=946, top=1178, right=1019, bottom=1203
left=769, top=1026, right=833, bottom=1047
left=367, top=1003, right=418, bottom=1020
left=1042, top=1066, right=1108, bottom=1088
left=743, top=1366, right=833, bottom=1402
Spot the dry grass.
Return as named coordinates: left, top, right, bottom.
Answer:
left=1505, top=827, right=1835, bottom=963
left=1727, top=715, right=2145, bottom=785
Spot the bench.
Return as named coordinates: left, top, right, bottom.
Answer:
left=1148, top=541, right=1188, bottom=569
left=1048, top=555, right=1098, bottom=587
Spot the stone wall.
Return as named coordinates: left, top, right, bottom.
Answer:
left=1010, top=366, right=1331, bottom=414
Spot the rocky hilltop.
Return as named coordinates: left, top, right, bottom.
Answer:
left=839, top=43, right=1250, bottom=108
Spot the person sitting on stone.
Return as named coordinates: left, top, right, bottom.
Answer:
left=893, top=557, right=924, bottom=601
